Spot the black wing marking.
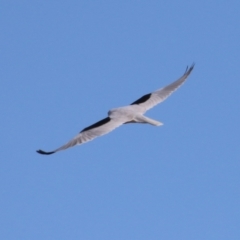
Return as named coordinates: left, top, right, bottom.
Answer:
left=80, top=117, right=111, bottom=133
left=130, top=93, right=152, bottom=105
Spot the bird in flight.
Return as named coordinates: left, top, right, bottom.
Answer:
left=37, top=64, right=194, bottom=155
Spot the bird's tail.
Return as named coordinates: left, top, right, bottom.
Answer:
left=134, top=115, right=163, bottom=126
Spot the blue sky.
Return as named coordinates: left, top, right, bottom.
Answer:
left=1, top=1, right=240, bottom=239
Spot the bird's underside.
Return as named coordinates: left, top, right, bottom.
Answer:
left=37, top=64, right=194, bottom=155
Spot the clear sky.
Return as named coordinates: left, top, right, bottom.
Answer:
left=1, top=1, right=240, bottom=239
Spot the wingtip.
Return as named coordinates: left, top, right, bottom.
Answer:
left=185, top=63, right=195, bottom=74
left=190, top=62, right=195, bottom=69
left=36, top=149, right=55, bottom=155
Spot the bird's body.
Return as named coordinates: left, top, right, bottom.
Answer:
left=37, top=64, right=194, bottom=155
left=109, top=105, right=161, bottom=125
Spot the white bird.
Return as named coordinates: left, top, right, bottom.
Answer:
left=37, top=64, right=194, bottom=155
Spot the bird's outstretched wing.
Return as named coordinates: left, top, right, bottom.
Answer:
left=36, top=117, right=124, bottom=155
left=130, top=64, right=194, bottom=112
